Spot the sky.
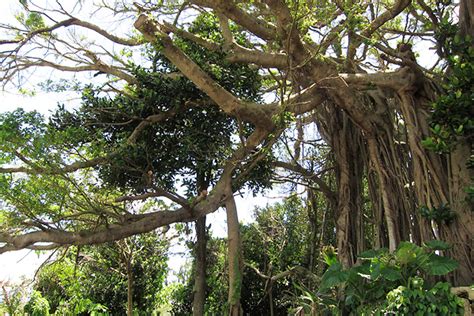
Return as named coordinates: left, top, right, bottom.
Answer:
left=0, top=0, right=68, bottom=284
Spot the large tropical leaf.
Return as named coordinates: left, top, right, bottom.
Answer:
left=319, top=263, right=349, bottom=291
left=422, top=254, right=459, bottom=276
left=423, top=240, right=452, bottom=251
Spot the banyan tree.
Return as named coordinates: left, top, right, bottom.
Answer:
left=0, top=0, right=472, bottom=313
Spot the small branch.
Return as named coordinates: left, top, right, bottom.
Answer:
left=244, top=262, right=312, bottom=282
left=115, top=188, right=188, bottom=207
left=273, top=161, right=336, bottom=201
left=127, top=104, right=183, bottom=144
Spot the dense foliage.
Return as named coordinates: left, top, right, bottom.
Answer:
left=33, top=232, right=168, bottom=315
left=171, top=196, right=319, bottom=314
left=318, top=241, right=461, bottom=314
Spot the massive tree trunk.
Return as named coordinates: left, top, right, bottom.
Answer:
left=1, top=0, right=472, bottom=293
left=442, top=0, right=474, bottom=285
left=334, top=113, right=365, bottom=266
left=317, top=106, right=365, bottom=267
left=441, top=141, right=473, bottom=285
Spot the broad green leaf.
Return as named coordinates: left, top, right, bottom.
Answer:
left=422, top=254, right=458, bottom=275
left=319, top=263, right=349, bottom=291
left=380, top=267, right=402, bottom=281
left=396, top=242, right=422, bottom=264
left=423, top=240, right=451, bottom=251
left=358, top=248, right=388, bottom=260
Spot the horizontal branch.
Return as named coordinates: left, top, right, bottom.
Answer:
left=0, top=121, right=271, bottom=254
left=127, top=104, right=183, bottom=144
left=69, top=18, right=143, bottom=46
left=339, top=67, right=416, bottom=91
left=227, top=45, right=288, bottom=69
left=245, top=262, right=313, bottom=282
left=0, top=189, right=216, bottom=254
left=0, top=156, right=109, bottom=175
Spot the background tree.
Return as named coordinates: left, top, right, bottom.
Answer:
left=172, top=195, right=332, bottom=314
left=34, top=231, right=168, bottom=315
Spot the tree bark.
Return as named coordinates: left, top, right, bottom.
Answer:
left=459, top=0, right=474, bottom=38
left=445, top=0, right=474, bottom=285
left=193, top=173, right=210, bottom=316
left=368, top=138, right=400, bottom=252
left=442, top=141, right=473, bottom=285
left=126, top=257, right=133, bottom=316
left=192, top=216, right=207, bottom=316
left=320, top=108, right=365, bottom=267
left=225, top=184, right=243, bottom=315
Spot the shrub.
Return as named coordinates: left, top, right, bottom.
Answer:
left=382, top=277, right=464, bottom=315
left=318, top=241, right=460, bottom=314
left=24, top=290, right=50, bottom=316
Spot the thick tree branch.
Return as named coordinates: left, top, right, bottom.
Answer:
left=1, top=123, right=271, bottom=254
left=339, top=67, right=416, bottom=91
left=347, top=0, right=412, bottom=61
left=362, top=0, right=412, bottom=39
left=190, top=0, right=277, bottom=41
left=227, top=45, right=288, bottom=69
left=0, top=156, right=109, bottom=175
left=163, top=20, right=287, bottom=69
left=134, top=14, right=275, bottom=129
left=161, top=21, right=220, bottom=51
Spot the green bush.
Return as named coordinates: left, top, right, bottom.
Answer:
left=382, top=277, right=464, bottom=315
left=318, top=241, right=460, bottom=314
left=24, top=290, right=50, bottom=316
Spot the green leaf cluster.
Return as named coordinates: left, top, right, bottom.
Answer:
left=318, top=241, right=459, bottom=313
left=24, top=290, right=50, bottom=316
left=418, top=204, right=456, bottom=224
left=384, top=277, right=464, bottom=315
left=424, top=25, right=474, bottom=153
left=48, top=12, right=272, bottom=196
left=33, top=232, right=168, bottom=315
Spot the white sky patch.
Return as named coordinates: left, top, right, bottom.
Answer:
left=0, top=250, right=51, bottom=284
left=0, top=90, right=79, bottom=115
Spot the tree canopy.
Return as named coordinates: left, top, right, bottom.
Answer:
left=0, top=0, right=472, bottom=313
